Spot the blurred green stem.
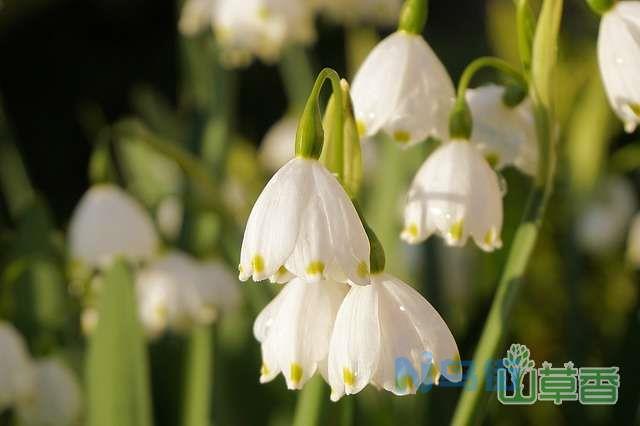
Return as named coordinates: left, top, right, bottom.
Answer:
left=279, top=46, right=314, bottom=113
left=292, top=375, right=326, bottom=426
left=451, top=0, right=562, bottom=424
left=182, top=325, right=214, bottom=426
left=345, top=27, right=379, bottom=79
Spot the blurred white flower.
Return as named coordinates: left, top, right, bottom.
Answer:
left=239, top=157, right=371, bottom=285
left=136, top=251, right=240, bottom=337
left=212, top=0, right=316, bottom=66
left=313, top=0, right=402, bottom=26
left=402, top=140, right=503, bottom=251
left=179, top=0, right=216, bottom=36
left=628, top=213, right=640, bottom=267
left=577, top=176, right=637, bottom=255
left=327, top=273, right=461, bottom=401
left=0, top=322, right=34, bottom=412
left=80, top=308, right=99, bottom=336
left=254, top=278, right=347, bottom=389
left=16, top=359, right=82, bottom=426
left=156, top=195, right=184, bottom=241
left=598, top=1, right=640, bottom=133
left=466, top=85, right=538, bottom=176
left=259, top=115, right=297, bottom=172
left=351, top=31, right=454, bottom=147
left=68, top=185, right=159, bottom=269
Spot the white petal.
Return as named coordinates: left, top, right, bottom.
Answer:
left=328, top=285, right=380, bottom=401
left=196, top=261, right=241, bottom=323
left=16, top=359, right=82, bottom=426
left=351, top=31, right=454, bottom=146
left=466, top=85, right=538, bottom=176
left=239, top=158, right=312, bottom=282
left=599, top=2, right=640, bottom=132
left=68, top=185, right=159, bottom=269
left=0, top=323, right=34, bottom=411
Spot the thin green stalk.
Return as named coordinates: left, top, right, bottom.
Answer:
left=182, top=325, right=214, bottom=426
left=292, top=375, right=326, bottom=426
left=451, top=0, right=563, bottom=424
left=398, top=0, right=428, bottom=34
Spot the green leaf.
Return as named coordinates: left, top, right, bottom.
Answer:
left=86, top=259, right=153, bottom=426
left=531, top=0, right=563, bottom=108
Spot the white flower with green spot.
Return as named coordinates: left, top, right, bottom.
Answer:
left=327, top=273, right=462, bottom=401
left=254, top=277, right=347, bottom=390
left=598, top=1, right=640, bottom=133
left=68, top=184, right=159, bottom=269
left=137, top=251, right=240, bottom=337
left=16, top=359, right=82, bottom=426
left=467, top=85, right=538, bottom=176
left=0, top=322, right=34, bottom=412
left=350, top=31, right=454, bottom=147
left=239, top=157, right=371, bottom=285
left=212, top=0, right=315, bottom=66
left=401, top=140, right=503, bottom=251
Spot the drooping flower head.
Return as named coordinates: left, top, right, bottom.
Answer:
left=328, top=273, right=462, bottom=401
left=466, top=84, right=538, bottom=176
left=351, top=31, right=455, bottom=146
left=402, top=140, right=504, bottom=251
left=239, top=157, right=371, bottom=285
left=254, top=278, right=347, bottom=389
left=597, top=1, right=640, bottom=133
left=0, top=322, right=34, bottom=412
left=68, top=185, right=159, bottom=269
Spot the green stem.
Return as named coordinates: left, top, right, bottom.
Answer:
left=182, top=325, right=214, bottom=426
left=451, top=0, right=562, bottom=424
left=398, top=0, right=428, bottom=34
left=345, top=26, right=379, bottom=79
left=292, top=375, right=326, bottom=426
left=279, top=46, right=315, bottom=113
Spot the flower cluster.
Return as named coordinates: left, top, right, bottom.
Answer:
left=0, top=322, right=82, bottom=426
left=68, top=185, right=240, bottom=338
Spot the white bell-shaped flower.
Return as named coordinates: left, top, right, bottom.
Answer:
left=239, top=157, right=371, bottom=285
left=466, top=85, right=538, bottom=176
left=628, top=213, right=640, bottom=267
left=312, top=0, right=402, bottom=26
left=0, top=322, right=34, bottom=411
left=213, top=0, right=315, bottom=66
left=254, top=278, right=347, bottom=390
left=16, top=359, right=82, bottom=426
left=598, top=1, right=640, bottom=133
left=576, top=176, right=637, bottom=255
left=68, top=185, right=159, bottom=269
left=402, top=140, right=503, bottom=251
left=179, top=0, right=216, bottom=36
left=259, top=115, right=297, bottom=172
left=351, top=31, right=455, bottom=147
left=136, top=251, right=240, bottom=337
left=327, top=273, right=461, bottom=401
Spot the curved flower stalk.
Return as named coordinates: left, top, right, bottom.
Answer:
left=254, top=278, right=347, bottom=390
left=0, top=322, right=34, bottom=412
left=466, top=84, right=538, bottom=176
left=576, top=176, right=638, bottom=255
left=68, top=184, right=159, bottom=269
left=627, top=212, right=640, bottom=267
left=206, top=0, right=315, bottom=66
left=16, top=359, right=82, bottom=426
left=259, top=115, right=297, bottom=172
left=328, top=273, right=462, bottom=401
left=597, top=1, right=640, bottom=133
left=350, top=31, right=454, bottom=146
left=137, top=251, right=240, bottom=337
left=402, top=140, right=504, bottom=251
left=312, top=0, right=403, bottom=26
left=239, top=157, right=371, bottom=285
